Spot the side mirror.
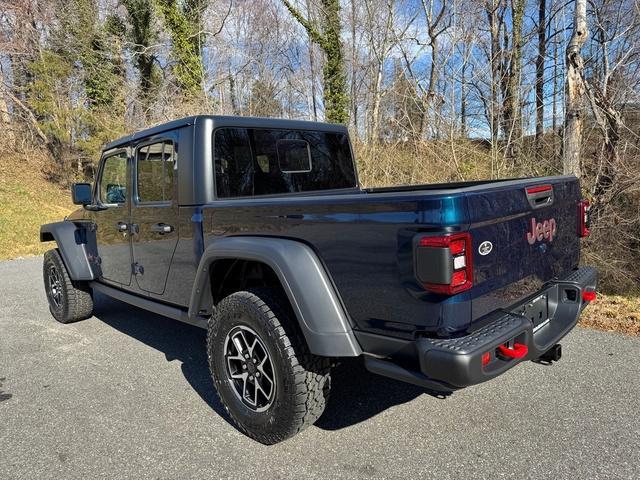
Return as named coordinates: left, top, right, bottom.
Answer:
left=72, top=183, right=93, bottom=205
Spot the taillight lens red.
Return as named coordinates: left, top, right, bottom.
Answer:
left=449, top=239, right=466, bottom=255
left=419, top=232, right=473, bottom=295
left=578, top=199, right=590, bottom=237
left=482, top=352, right=491, bottom=367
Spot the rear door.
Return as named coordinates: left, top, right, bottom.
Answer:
left=130, top=134, right=179, bottom=295
left=466, top=176, right=581, bottom=321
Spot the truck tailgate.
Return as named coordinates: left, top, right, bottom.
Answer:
left=465, top=176, right=581, bottom=321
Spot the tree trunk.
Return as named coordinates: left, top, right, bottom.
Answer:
left=228, top=70, right=239, bottom=115
left=282, top=0, right=349, bottom=124
left=485, top=0, right=502, bottom=146
left=308, top=43, right=318, bottom=121
left=369, top=63, right=384, bottom=143
left=504, top=0, right=525, bottom=165
left=563, top=0, right=588, bottom=177
left=305, top=0, right=318, bottom=121
left=319, top=0, right=349, bottom=124
left=535, top=0, right=546, bottom=153
left=122, top=0, right=158, bottom=113
left=419, top=39, right=439, bottom=140
left=460, top=50, right=467, bottom=137
left=552, top=16, right=559, bottom=137
left=350, top=0, right=358, bottom=132
left=156, top=0, right=205, bottom=98
left=418, top=1, right=449, bottom=140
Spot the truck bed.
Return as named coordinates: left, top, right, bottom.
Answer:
left=161, top=175, right=581, bottom=340
left=363, top=177, right=525, bottom=194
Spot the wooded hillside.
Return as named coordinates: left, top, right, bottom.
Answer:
left=1, top=0, right=639, bottom=293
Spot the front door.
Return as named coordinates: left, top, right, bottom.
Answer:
left=93, top=150, right=132, bottom=286
left=130, top=137, right=179, bottom=295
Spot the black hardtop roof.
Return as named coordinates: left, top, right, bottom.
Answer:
left=104, top=115, right=349, bottom=151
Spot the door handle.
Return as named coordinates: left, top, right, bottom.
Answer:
left=116, top=222, right=128, bottom=232
left=150, top=223, right=174, bottom=234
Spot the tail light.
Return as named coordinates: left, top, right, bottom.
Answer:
left=577, top=199, right=590, bottom=237
left=416, top=232, right=473, bottom=295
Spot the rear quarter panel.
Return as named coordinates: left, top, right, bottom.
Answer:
left=183, top=192, right=473, bottom=338
left=164, top=177, right=581, bottom=340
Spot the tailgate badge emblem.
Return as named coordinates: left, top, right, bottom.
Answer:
left=478, top=241, right=493, bottom=256
left=527, top=217, right=557, bottom=244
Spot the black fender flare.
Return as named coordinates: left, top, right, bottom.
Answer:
left=189, top=236, right=362, bottom=357
left=40, top=221, right=101, bottom=281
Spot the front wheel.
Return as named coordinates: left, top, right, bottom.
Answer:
left=207, top=288, right=331, bottom=444
left=43, top=249, right=94, bottom=323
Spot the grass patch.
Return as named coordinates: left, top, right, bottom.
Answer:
left=0, top=151, right=74, bottom=259
left=580, top=294, right=640, bottom=336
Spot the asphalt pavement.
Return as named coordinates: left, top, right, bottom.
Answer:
left=1, top=256, right=639, bottom=479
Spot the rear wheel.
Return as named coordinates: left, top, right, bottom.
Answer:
left=207, top=288, right=331, bottom=444
left=43, top=249, right=94, bottom=323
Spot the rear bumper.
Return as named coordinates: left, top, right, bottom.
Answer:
left=364, top=266, right=598, bottom=391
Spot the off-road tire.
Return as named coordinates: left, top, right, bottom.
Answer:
left=43, top=249, right=94, bottom=323
left=207, top=288, right=331, bottom=444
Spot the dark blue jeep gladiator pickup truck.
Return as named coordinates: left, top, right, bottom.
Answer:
left=40, top=115, right=597, bottom=444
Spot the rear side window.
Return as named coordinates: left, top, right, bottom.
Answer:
left=136, top=141, right=175, bottom=203
left=99, top=151, right=128, bottom=204
left=213, top=128, right=356, bottom=198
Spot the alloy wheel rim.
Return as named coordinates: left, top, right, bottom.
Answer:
left=223, top=325, right=276, bottom=412
left=48, top=265, right=63, bottom=308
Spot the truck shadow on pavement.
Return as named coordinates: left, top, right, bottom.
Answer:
left=316, top=359, right=450, bottom=430
left=93, top=293, right=449, bottom=433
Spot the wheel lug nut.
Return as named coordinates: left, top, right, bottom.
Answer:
left=249, top=375, right=254, bottom=380
left=242, top=364, right=247, bottom=369
left=256, top=372, right=260, bottom=377
left=244, top=354, right=249, bottom=359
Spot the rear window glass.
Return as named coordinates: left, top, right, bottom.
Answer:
left=213, top=128, right=356, bottom=198
left=277, top=139, right=311, bottom=173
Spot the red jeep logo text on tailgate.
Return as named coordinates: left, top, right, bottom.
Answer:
left=527, top=218, right=557, bottom=244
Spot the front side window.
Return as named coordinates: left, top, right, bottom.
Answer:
left=214, top=128, right=356, bottom=198
left=136, top=141, right=175, bottom=203
left=99, top=152, right=128, bottom=204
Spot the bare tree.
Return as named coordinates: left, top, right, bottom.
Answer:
left=535, top=0, right=546, bottom=152
left=419, top=0, right=450, bottom=139
left=363, top=0, right=395, bottom=143
left=484, top=0, right=506, bottom=146
left=305, top=0, right=318, bottom=121
left=282, top=0, right=349, bottom=124
left=563, top=0, right=588, bottom=177
left=502, top=0, right=525, bottom=165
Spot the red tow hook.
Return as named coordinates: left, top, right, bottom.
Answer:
left=497, top=342, right=528, bottom=360
left=582, top=290, right=597, bottom=302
